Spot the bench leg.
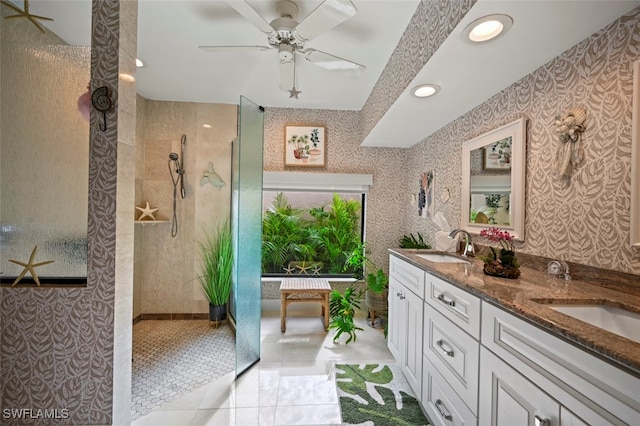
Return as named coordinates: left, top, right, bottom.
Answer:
left=323, top=292, right=330, bottom=330
left=281, top=292, right=287, bottom=333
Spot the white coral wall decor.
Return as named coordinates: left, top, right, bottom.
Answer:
left=553, top=107, right=587, bottom=186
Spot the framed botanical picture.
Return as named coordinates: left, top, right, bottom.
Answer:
left=483, top=136, right=512, bottom=170
left=284, top=125, right=326, bottom=167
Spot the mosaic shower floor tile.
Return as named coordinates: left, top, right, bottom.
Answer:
left=131, top=320, right=235, bottom=419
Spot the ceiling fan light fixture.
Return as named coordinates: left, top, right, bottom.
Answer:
left=464, top=14, right=513, bottom=43
left=413, top=84, right=440, bottom=98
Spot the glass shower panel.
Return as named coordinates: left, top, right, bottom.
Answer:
left=232, top=96, right=264, bottom=376
left=0, top=3, right=90, bottom=284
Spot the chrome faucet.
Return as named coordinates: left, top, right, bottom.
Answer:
left=448, top=229, right=475, bottom=257
left=548, top=260, right=571, bottom=280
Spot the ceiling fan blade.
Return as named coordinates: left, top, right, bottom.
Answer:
left=303, top=48, right=365, bottom=76
left=226, top=1, right=277, bottom=37
left=199, top=45, right=272, bottom=53
left=279, top=58, right=295, bottom=92
left=292, top=0, right=357, bottom=42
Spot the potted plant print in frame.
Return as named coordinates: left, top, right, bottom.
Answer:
left=285, top=125, right=326, bottom=167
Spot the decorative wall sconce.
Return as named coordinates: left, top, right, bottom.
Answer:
left=553, top=107, right=587, bottom=186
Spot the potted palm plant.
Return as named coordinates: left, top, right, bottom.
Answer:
left=344, top=242, right=389, bottom=329
left=198, top=219, right=233, bottom=322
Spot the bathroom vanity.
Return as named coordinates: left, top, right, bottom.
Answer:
left=388, top=249, right=640, bottom=426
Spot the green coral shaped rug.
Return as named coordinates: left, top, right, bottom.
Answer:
left=336, top=363, right=431, bottom=426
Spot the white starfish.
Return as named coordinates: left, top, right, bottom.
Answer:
left=136, top=201, right=158, bottom=220
left=1, top=0, right=53, bottom=34
left=9, top=245, right=54, bottom=286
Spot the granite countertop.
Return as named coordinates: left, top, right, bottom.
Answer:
left=389, top=248, right=640, bottom=378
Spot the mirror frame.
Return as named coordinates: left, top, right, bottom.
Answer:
left=461, top=117, right=526, bottom=240
left=631, top=59, right=640, bottom=247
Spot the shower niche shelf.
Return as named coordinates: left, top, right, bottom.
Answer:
left=134, top=220, right=169, bottom=225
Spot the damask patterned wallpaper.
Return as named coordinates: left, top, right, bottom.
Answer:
left=405, top=7, right=640, bottom=275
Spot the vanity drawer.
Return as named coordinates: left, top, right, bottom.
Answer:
left=422, top=356, right=477, bottom=426
left=390, top=255, right=425, bottom=298
left=425, top=272, right=481, bottom=339
left=424, top=304, right=479, bottom=414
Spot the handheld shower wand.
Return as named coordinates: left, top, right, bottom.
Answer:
left=168, top=135, right=187, bottom=237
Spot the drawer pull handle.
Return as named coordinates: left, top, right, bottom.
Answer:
left=534, top=415, right=550, bottom=426
left=435, top=399, right=453, bottom=421
left=437, top=293, right=456, bottom=307
left=436, top=339, right=454, bottom=357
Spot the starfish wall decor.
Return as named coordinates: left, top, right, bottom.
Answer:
left=9, top=245, right=54, bottom=286
left=136, top=201, right=158, bottom=221
left=1, top=0, right=53, bottom=34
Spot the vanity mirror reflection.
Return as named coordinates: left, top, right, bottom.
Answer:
left=461, top=118, right=526, bottom=240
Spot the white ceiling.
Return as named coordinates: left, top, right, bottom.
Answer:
left=17, top=0, right=640, bottom=148
left=362, top=0, right=640, bottom=147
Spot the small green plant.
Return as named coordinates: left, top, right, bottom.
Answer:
left=329, top=286, right=363, bottom=344
left=198, top=219, right=233, bottom=306
left=344, top=242, right=388, bottom=294
left=399, top=232, right=431, bottom=249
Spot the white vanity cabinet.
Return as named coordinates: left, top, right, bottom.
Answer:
left=422, top=273, right=481, bottom=425
left=480, top=302, right=640, bottom=425
left=388, top=255, right=425, bottom=397
left=388, top=252, right=640, bottom=426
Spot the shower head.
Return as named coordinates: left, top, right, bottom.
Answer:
left=169, top=152, right=179, bottom=161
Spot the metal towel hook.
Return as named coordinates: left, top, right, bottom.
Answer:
left=91, top=86, right=113, bottom=132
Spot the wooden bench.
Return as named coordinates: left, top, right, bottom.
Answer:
left=280, top=278, right=331, bottom=333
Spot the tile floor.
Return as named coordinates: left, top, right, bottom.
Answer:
left=131, top=320, right=236, bottom=419
left=131, top=311, right=394, bottom=426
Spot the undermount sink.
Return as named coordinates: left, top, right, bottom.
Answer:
left=416, top=253, right=470, bottom=264
left=548, top=304, right=640, bottom=344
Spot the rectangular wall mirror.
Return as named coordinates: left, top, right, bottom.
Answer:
left=461, top=117, right=526, bottom=240
left=631, top=59, right=640, bottom=247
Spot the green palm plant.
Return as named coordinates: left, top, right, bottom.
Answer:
left=262, top=193, right=312, bottom=273
left=198, top=219, right=233, bottom=307
left=309, top=194, right=361, bottom=273
left=329, top=286, right=363, bottom=344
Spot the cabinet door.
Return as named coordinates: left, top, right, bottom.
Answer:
left=402, top=287, right=423, bottom=398
left=479, top=347, right=559, bottom=426
left=387, top=276, right=403, bottom=361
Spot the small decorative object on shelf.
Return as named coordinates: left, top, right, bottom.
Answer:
left=479, top=227, right=520, bottom=279
left=135, top=201, right=158, bottom=221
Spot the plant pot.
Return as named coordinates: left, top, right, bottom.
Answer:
left=209, top=303, right=227, bottom=322
left=365, top=289, right=388, bottom=313
left=483, top=262, right=520, bottom=279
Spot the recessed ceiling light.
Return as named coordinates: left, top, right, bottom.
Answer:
left=412, top=84, right=440, bottom=98
left=136, top=58, right=144, bottom=67
left=464, top=14, right=513, bottom=43
left=203, top=124, right=212, bottom=129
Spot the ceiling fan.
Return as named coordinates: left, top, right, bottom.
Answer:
left=199, top=0, right=365, bottom=98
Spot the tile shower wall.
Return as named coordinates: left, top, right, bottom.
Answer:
left=403, top=7, right=640, bottom=275
left=134, top=100, right=236, bottom=315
